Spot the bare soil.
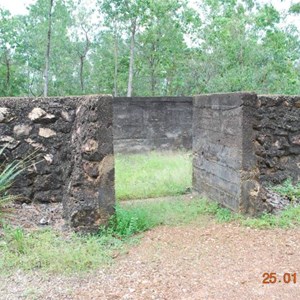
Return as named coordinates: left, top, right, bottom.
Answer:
left=1, top=215, right=300, bottom=300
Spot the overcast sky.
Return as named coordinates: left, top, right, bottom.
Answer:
left=1, top=0, right=299, bottom=28
left=0, top=0, right=297, bottom=14
left=1, top=0, right=33, bottom=15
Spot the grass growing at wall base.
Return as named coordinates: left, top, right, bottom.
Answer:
left=103, top=197, right=220, bottom=237
left=240, top=206, right=300, bottom=228
left=0, top=197, right=220, bottom=274
left=115, top=151, right=192, bottom=200
left=241, top=179, right=300, bottom=228
left=2, top=196, right=300, bottom=274
left=0, top=225, right=123, bottom=274
left=210, top=205, right=300, bottom=229
left=270, top=178, right=300, bottom=201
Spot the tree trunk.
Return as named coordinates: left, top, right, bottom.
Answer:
left=43, top=0, right=54, bottom=97
left=127, top=18, right=136, bottom=97
left=78, top=28, right=90, bottom=93
left=150, top=42, right=156, bottom=96
left=113, top=21, right=118, bottom=97
left=80, top=55, right=84, bottom=92
left=151, top=71, right=156, bottom=96
left=4, top=50, right=10, bottom=90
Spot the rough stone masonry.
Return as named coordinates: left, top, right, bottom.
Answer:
left=0, top=95, right=115, bottom=232
left=255, top=94, right=300, bottom=184
left=1, top=92, right=300, bottom=229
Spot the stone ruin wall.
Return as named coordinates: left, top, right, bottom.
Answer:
left=255, top=95, right=300, bottom=184
left=193, top=92, right=300, bottom=215
left=113, top=97, right=193, bottom=153
left=0, top=95, right=115, bottom=232
left=1, top=92, right=300, bottom=229
left=192, top=93, right=261, bottom=214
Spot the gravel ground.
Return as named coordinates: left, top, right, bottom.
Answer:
left=1, top=217, right=300, bottom=300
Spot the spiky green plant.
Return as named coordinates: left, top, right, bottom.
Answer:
left=0, top=148, right=24, bottom=208
left=0, top=147, right=38, bottom=215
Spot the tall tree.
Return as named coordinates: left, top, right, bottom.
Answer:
left=136, top=0, right=198, bottom=96
left=100, top=0, right=125, bottom=96
left=0, top=9, right=14, bottom=95
left=68, top=0, right=98, bottom=93
left=20, top=0, right=72, bottom=96
left=0, top=0, right=299, bottom=97
left=43, top=0, right=54, bottom=97
left=0, top=9, right=25, bottom=96
left=101, top=0, right=151, bottom=96
left=189, top=0, right=300, bottom=94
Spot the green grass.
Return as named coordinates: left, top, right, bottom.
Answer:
left=115, top=151, right=192, bottom=200
left=240, top=205, right=300, bottom=228
left=202, top=202, right=300, bottom=230
left=105, top=197, right=220, bottom=237
left=240, top=178, right=300, bottom=229
left=0, top=197, right=220, bottom=274
left=270, top=178, right=300, bottom=201
left=0, top=151, right=194, bottom=274
left=237, top=179, right=300, bottom=228
left=0, top=225, right=123, bottom=274
left=2, top=196, right=300, bottom=274
left=191, top=179, right=300, bottom=229
left=2, top=150, right=300, bottom=275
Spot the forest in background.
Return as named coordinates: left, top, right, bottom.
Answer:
left=0, top=0, right=300, bottom=97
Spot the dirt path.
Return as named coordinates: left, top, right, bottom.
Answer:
left=1, top=217, right=300, bottom=299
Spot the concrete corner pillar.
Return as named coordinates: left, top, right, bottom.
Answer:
left=192, top=92, right=268, bottom=215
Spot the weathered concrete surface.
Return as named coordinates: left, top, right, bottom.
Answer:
left=113, top=97, right=192, bottom=153
left=255, top=95, right=300, bottom=184
left=0, top=95, right=115, bottom=232
left=193, top=93, right=269, bottom=215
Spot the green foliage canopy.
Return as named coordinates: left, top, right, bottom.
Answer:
left=0, top=0, right=299, bottom=96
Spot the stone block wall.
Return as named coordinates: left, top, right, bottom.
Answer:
left=255, top=95, right=300, bottom=184
left=193, top=93, right=267, bottom=214
left=0, top=95, right=114, bottom=232
left=113, top=97, right=192, bottom=153
left=2, top=92, right=300, bottom=225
